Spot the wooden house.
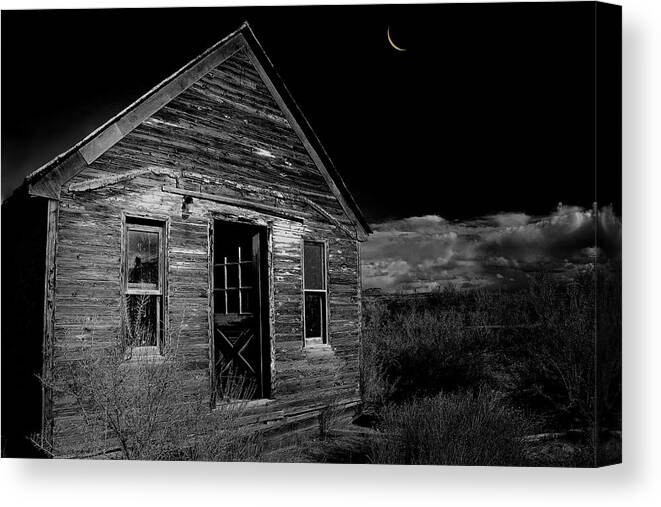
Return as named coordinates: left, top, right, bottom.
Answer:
left=1, top=23, right=371, bottom=458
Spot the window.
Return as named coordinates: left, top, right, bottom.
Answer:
left=124, top=218, right=165, bottom=351
left=214, top=233, right=256, bottom=315
left=303, top=241, right=327, bottom=344
left=127, top=226, right=161, bottom=292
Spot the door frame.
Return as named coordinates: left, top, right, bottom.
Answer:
left=208, top=217, right=272, bottom=403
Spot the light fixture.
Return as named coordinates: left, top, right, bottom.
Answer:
left=181, top=195, right=193, bottom=219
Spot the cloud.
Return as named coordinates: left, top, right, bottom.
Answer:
left=477, top=203, right=621, bottom=263
left=375, top=215, right=447, bottom=233
left=362, top=205, right=621, bottom=292
left=487, top=212, right=531, bottom=227
left=363, top=259, right=412, bottom=290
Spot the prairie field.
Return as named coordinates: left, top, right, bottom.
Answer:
left=357, top=269, right=621, bottom=467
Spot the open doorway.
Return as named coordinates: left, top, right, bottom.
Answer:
left=212, top=220, right=270, bottom=400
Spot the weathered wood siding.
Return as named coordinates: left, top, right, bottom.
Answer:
left=48, top=48, right=362, bottom=455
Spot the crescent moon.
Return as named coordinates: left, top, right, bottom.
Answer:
left=387, top=26, right=406, bottom=52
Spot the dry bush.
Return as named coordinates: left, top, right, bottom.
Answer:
left=361, top=268, right=621, bottom=466
left=34, top=301, right=264, bottom=461
left=595, top=269, right=622, bottom=434
left=362, top=270, right=620, bottom=427
left=36, top=334, right=200, bottom=459
left=361, top=300, right=494, bottom=405
left=184, top=370, right=264, bottom=462
left=510, top=270, right=621, bottom=433
left=514, top=270, right=621, bottom=464
left=507, top=273, right=596, bottom=428
left=318, top=393, right=348, bottom=442
left=369, top=389, right=535, bottom=466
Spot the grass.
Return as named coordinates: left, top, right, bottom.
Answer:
left=34, top=269, right=620, bottom=465
left=360, top=268, right=621, bottom=466
left=37, top=335, right=267, bottom=461
left=370, top=390, right=535, bottom=466
left=361, top=306, right=494, bottom=404
left=35, top=301, right=266, bottom=462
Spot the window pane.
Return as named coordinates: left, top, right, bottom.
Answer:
left=237, top=235, right=254, bottom=263
left=241, top=262, right=255, bottom=288
left=240, top=289, right=253, bottom=314
left=215, top=239, right=239, bottom=263
left=304, top=242, right=325, bottom=290
left=125, top=295, right=160, bottom=347
left=227, top=289, right=239, bottom=314
left=214, top=290, right=227, bottom=314
left=305, top=292, right=325, bottom=338
left=128, top=229, right=159, bottom=286
left=226, top=265, right=239, bottom=288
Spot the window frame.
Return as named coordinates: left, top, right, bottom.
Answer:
left=125, top=223, right=164, bottom=295
left=122, top=214, right=168, bottom=354
left=213, top=243, right=256, bottom=316
left=302, top=239, right=329, bottom=346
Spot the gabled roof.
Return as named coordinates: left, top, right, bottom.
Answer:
left=25, top=22, right=371, bottom=236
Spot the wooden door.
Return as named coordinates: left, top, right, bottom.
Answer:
left=213, top=221, right=268, bottom=399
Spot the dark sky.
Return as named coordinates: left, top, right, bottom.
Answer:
left=1, top=3, right=620, bottom=223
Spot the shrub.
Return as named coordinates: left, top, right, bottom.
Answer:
left=37, top=334, right=197, bottom=458
left=362, top=269, right=621, bottom=431
left=508, top=270, right=622, bottom=433
left=185, top=373, right=264, bottom=462
left=35, top=316, right=263, bottom=461
left=361, top=301, right=494, bottom=405
left=361, top=269, right=621, bottom=466
left=369, top=390, right=536, bottom=466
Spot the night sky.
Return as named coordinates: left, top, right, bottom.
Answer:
left=1, top=4, right=621, bottom=292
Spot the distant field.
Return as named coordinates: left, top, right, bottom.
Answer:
left=357, top=270, right=621, bottom=467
